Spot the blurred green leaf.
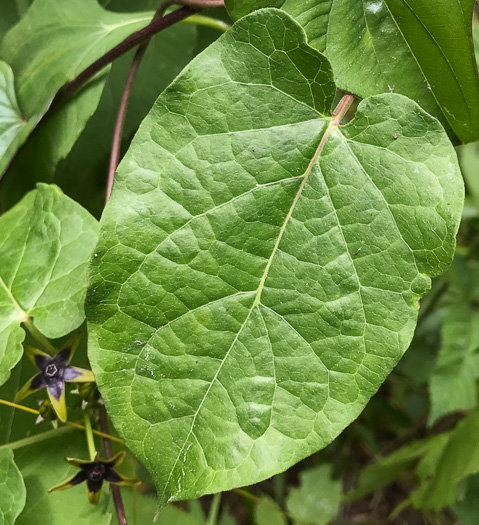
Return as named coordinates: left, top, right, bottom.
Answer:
left=429, top=304, right=479, bottom=424
left=0, top=0, right=154, bottom=176
left=349, top=433, right=450, bottom=500
left=453, top=473, right=479, bottom=525
left=0, top=448, right=26, bottom=525
left=0, top=184, right=98, bottom=386
left=225, top=1, right=479, bottom=143
left=412, top=409, right=479, bottom=510
left=286, top=465, right=340, bottom=525
left=255, top=497, right=287, bottom=525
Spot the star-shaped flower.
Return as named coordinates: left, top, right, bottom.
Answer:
left=14, top=335, right=94, bottom=422
left=48, top=451, right=140, bottom=504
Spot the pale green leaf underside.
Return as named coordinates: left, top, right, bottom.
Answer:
left=0, top=0, right=153, bottom=175
left=226, top=0, right=479, bottom=143
left=87, top=9, right=463, bottom=504
left=0, top=184, right=98, bottom=386
left=429, top=304, right=479, bottom=424
left=0, top=449, right=25, bottom=525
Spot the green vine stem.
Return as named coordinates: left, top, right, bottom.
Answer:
left=23, top=318, right=57, bottom=353
left=0, top=427, right=73, bottom=452
left=184, top=14, right=230, bottom=32
left=83, top=413, right=96, bottom=461
left=0, top=398, right=123, bottom=444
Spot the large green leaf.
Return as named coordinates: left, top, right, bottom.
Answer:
left=225, top=0, right=479, bottom=144
left=0, top=0, right=154, bottom=175
left=0, top=448, right=25, bottom=525
left=87, top=8, right=463, bottom=505
left=0, top=184, right=98, bottom=386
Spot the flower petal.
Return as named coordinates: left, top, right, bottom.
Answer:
left=48, top=470, right=87, bottom=493
left=86, top=479, right=104, bottom=505
left=104, top=467, right=141, bottom=487
left=14, top=374, right=46, bottom=403
left=47, top=384, right=67, bottom=422
left=63, top=366, right=95, bottom=383
left=25, top=346, right=51, bottom=371
left=102, top=450, right=126, bottom=468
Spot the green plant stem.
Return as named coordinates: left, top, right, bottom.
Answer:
left=100, top=404, right=128, bottom=525
left=0, top=398, right=123, bottom=443
left=23, top=318, right=57, bottom=353
left=183, top=14, right=230, bottom=32
left=84, top=413, right=96, bottom=460
left=0, top=426, right=73, bottom=451
left=207, top=493, right=221, bottom=525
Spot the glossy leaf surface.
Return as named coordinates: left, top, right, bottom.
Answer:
left=0, top=184, right=98, bottom=386
left=87, top=9, right=463, bottom=504
left=225, top=0, right=479, bottom=143
left=0, top=449, right=25, bottom=525
left=0, top=0, right=153, bottom=175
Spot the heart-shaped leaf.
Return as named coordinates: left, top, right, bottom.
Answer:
left=225, top=0, right=479, bottom=144
left=87, top=8, right=463, bottom=504
left=0, top=184, right=98, bottom=386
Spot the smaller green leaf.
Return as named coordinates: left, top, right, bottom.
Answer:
left=0, top=448, right=26, bottom=525
left=453, top=473, right=479, bottom=525
left=429, top=303, right=479, bottom=424
left=412, top=409, right=479, bottom=510
left=286, top=464, right=340, bottom=525
left=0, top=60, right=32, bottom=165
left=0, top=183, right=98, bottom=386
left=255, top=497, right=287, bottom=525
left=348, top=433, right=450, bottom=500
left=0, top=0, right=154, bottom=175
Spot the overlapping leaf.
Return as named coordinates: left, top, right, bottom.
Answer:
left=225, top=0, right=479, bottom=143
left=87, top=8, right=463, bottom=504
left=0, top=184, right=98, bottom=386
left=0, top=449, right=25, bottom=525
left=0, top=0, right=154, bottom=175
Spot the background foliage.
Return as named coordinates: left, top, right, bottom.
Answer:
left=0, top=1, right=479, bottom=524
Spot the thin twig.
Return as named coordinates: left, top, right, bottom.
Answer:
left=55, top=7, right=197, bottom=105
left=106, top=5, right=167, bottom=202
left=100, top=405, right=128, bottom=525
left=0, top=398, right=124, bottom=443
left=106, top=0, right=226, bottom=200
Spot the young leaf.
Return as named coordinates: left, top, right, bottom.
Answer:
left=13, top=431, right=112, bottom=525
left=87, top=8, right=463, bottom=505
left=286, top=464, right=340, bottom=525
left=0, top=0, right=154, bottom=175
left=429, top=303, right=479, bottom=424
left=0, top=448, right=26, bottom=525
left=0, top=184, right=98, bottom=386
left=225, top=0, right=479, bottom=144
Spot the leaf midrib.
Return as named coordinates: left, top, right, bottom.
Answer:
left=160, top=115, right=338, bottom=501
